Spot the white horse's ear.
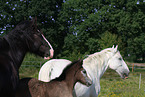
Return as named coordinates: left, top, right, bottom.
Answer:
left=112, top=45, right=114, bottom=48
left=114, top=45, right=118, bottom=52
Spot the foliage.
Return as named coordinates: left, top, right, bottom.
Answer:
left=58, top=0, right=145, bottom=61
left=22, top=53, right=47, bottom=66
left=128, top=33, right=145, bottom=62
left=19, top=53, right=47, bottom=79
left=0, top=0, right=145, bottom=62
left=99, top=31, right=125, bottom=56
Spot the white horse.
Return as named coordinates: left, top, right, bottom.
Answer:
left=38, top=45, right=130, bottom=97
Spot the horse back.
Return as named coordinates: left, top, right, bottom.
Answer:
left=45, top=80, right=73, bottom=97
left=16, top=78, right=48, bottom=97
left=16, top=78, right=73, bottom=97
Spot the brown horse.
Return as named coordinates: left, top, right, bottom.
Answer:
left=15, top=60, right=92, bottom=97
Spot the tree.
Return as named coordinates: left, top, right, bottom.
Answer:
left=128, top=33, right=145, bottom=61
left=1, top=0, right=144, bottom=61
left=0, top=1, right=17, bottom=35
left=59, top=0, right=145, bottom=61
left=58, top=0, right=113, bottom=54
left=99, top=31, right=125, bottom=56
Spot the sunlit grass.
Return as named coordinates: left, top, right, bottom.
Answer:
left=99, top=68, right=145, bottom=97
left=19, top=66, right=40, bottom=79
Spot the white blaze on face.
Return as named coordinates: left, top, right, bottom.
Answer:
left=38, top=30, right=54, bottom=59
left=41, top=34, right=53, bottom=50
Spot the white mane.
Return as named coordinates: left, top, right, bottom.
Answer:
left=83, top=48, right=114, bottom=79
left=84, top=48, right=113, bottom=65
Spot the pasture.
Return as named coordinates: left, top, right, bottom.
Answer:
left=19, top=55, right=145, bottom=97
left=99, top=68, right=145, bottom=97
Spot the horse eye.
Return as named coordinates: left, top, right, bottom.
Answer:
left=119, top=58, right=122, bottom=60
left=82, top=69, right=86, bottom=73
left=37, top=29, right=41, bottom=33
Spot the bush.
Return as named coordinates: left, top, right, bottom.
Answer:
left=99, top=31, right=125, bottom=56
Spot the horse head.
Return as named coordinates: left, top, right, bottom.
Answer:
left=23, top=17, right=54, bottom=59
left=75, top=60, right=92, bottom=87
left=108, top=45, right=130, bottom=79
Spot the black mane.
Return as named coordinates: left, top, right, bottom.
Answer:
left=15, top=20, right=31, bottom=30
left=6, top=20, right=34, bottom=43
left=2, top=20, right=35, bottom=66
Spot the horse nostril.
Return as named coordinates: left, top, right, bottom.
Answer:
left=87, top=80, right=92, bottom=86
left=123, top=73, right=129, bottom=79
left=44, top=52, right=50, bottom=57
left=86, top=78, right=92, bottom=86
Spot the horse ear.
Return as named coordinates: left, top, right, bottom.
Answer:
left=78, top=59, right=83, bottom=66
left=112, top=45, right=114, bottom=48
left=31, top=16, right=37, bottom=26
left=114, top=45, right=118, bottom=52
left=80, top=60, right=83, bottom=66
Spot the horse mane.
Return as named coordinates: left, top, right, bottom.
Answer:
left=83, top=48, right=113, bottom=68
left=1, top=19, right=38, bottom=67
left=15, top=20, right=31, bottom=30
left=8, top=20, right=34, bottom=39
left=4, top=19, right=38, bottom=51
left=54, top=60, right=82, bottom=81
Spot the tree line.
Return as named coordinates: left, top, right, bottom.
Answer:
left=0, top=0, right=145, bottom=62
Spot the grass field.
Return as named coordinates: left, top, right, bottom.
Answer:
left=99, top=68, right=145, bottom=97
left=19, top=61, right=145, bottom=97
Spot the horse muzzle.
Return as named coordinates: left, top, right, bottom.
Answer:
left=44, top=49, right=54, bottom=60
left=85, top=77, right=92, bottom=87
left=121, top=70, right=130, bottom=79
left=116, top=69, right=130, bottom=79
left=122, top=72, right=129, bottom=79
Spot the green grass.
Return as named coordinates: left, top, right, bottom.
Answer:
left=19, top=66, right=40, bottom=79
left=19, top=53, right=47, bottom=79
left=99, top=68, right=145, bottom=97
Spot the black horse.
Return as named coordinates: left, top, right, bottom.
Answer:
left=0, top=17, right=53, bottom=97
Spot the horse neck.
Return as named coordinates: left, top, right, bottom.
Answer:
left=62, top=68, right=78, bottom=92
left=4, top=34, right=27, bottom=68
left=84, top=51, right=114, bottom=80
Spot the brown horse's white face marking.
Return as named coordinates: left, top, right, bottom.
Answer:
left=76, top=68, right=92, bottom=87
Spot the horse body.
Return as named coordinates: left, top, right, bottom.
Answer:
left=15, top=60, right=92, bottom=97
left=0, top=17, right=53, bottom=97
left=38, top=45, right=130, bottom=97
